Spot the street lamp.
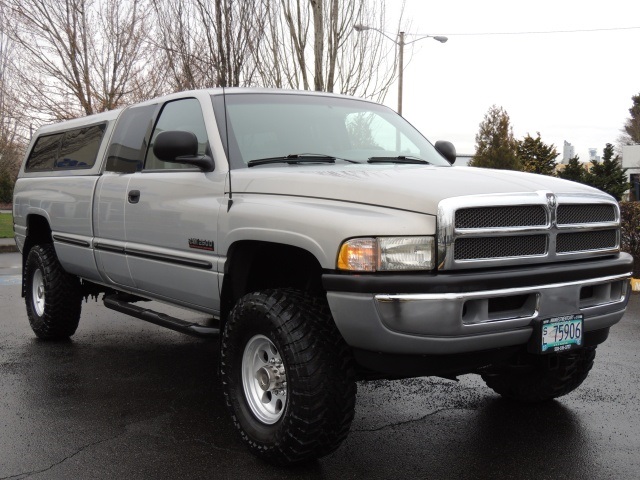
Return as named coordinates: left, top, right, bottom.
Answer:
left=354, top=24, right=447, bottom=116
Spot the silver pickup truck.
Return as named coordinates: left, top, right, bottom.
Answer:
left=13, top=88, right=633, bottom=465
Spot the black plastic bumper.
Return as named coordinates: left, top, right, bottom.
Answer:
left=323, top=253, right=634, bottom=294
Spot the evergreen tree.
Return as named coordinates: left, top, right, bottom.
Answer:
left=517, top=132, right=558, bottom=176
left=585, top=143, right=629, bottom=201
left=620, top=93, right=640, bottom=145
left=346, top=113, right=378, bottom=149
left=557, top=155, right=586, bottom=184
left=469, top=105, right=520, bottom=170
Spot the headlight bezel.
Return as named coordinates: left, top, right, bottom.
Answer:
left=337, top=236, right=436, bottom=272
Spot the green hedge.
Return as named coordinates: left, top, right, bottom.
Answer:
left=620, top=202, right=640, bottom=278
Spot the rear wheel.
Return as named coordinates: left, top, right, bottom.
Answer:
left=25, top=243, right=82, bottom=340
left=220, top=289, right=356, bottom=465
left=481, top=347, right=597, bottom=402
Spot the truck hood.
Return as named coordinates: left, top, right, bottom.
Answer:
left=229, top=164, right=608, bottom=214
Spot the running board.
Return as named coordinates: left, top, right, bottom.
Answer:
left=103, top=295, right=220, bottom=338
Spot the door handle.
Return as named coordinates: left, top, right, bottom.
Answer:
left=128, top=190, right=141, bottom=204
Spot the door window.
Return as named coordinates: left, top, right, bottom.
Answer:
left=145, top=98, right=210, bottom=170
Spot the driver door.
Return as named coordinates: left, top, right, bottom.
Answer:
left=124, top=97, right=226, bottom=313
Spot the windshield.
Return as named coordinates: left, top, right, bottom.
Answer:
left=211, top=93, right=451, bottom=169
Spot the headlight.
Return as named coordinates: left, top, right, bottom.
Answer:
left=337, top=236, right=435, bottom=272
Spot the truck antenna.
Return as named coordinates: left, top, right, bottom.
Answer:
left=223, top=86, right=233, bottom=212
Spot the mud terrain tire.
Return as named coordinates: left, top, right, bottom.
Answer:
left=220, top=289, right=356, bottom=465
left=25, top=243, right=82, bottom=340
left=481, top=347, right=597, bottom=402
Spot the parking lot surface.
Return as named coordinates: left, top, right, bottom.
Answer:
left=1, top=251, right=639, bottom=479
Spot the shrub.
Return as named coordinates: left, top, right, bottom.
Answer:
left=620, top=202, right=640, bottom=278
left=0, top=170, right=14, bottom=204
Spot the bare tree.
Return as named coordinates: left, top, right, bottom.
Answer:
left=151, top=1, right=209, bottom=91
left=3, top=0, right=403, bottom=139
left=4, top=0, right=157, bottom=121
left=0, top=12, right=24, bottom=202
left=150, top=0, right=264, bottom=91
left=196, top=0, right=264, bottom=87
left=0, top=18, right=23, bottom=151
left=97, top=0, right=163, bottom=107
left=256, top=0, right=401, bottom=101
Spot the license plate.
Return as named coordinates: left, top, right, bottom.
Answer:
left=541, top=314, right=583, bottom=353
left=531, top=314, right=584, bottom=354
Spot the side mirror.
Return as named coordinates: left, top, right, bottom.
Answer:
left=153, top=130, right=214, bottom=172
left=435, top=140, right=456, bottom=165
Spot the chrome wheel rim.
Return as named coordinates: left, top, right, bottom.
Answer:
left=241, top=334, right=287, bottom=424
left=32, top=268, right=45, bottom=317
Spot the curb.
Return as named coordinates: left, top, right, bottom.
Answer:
left=0, top=242, right=18, bottom=254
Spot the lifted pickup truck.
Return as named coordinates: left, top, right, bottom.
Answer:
left=13, top=88, right=633, bottom=465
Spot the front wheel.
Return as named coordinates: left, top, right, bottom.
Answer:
left=481, top=347, right=597, bottom=402
left=220, top=289, right=356, bottom=465
left=25, top=243, right=82, bottom=340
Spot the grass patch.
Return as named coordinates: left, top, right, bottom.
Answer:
left=0, top=213, right=14, bottom=238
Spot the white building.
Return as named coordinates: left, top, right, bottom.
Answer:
left=454, top=154, right=474, bottom=167
left=561, top=141, right=575, bottom=164
left=622, top=145, right=640, bottom=201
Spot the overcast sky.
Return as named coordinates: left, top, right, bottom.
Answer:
left=379, top=0, right=640, bottom=161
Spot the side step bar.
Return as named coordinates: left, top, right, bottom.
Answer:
left=103, top=295, right=220, bottom=338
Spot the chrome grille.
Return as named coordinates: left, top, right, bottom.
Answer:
left=455, top=235, right=547, bottom=260
left=438, top=193, right=620, bottom=270
left=557, top=230, right=618, bottom=253
left=455, top=206, right=547, bottom=229
left=557, top=204, right=616, bottom=225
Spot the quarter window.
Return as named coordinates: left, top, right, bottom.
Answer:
left=105, top=104, right=158, bottom=173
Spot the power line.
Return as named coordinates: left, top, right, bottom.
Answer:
left=409, top=26, right=640, bottom=37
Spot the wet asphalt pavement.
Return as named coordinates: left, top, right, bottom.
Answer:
left=1, top=251, right=639, bottom=479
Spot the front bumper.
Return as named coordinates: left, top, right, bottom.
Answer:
left=323, top=254, right=633, bottom=356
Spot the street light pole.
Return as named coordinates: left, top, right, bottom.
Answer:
left=398, top=31, right=405, bottom=116
left=354, top=24, right=447, bottom=116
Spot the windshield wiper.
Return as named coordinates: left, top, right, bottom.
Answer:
left=367, top=156, right=431, bottom=165
left=248, top=154, right=336, bottom=167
